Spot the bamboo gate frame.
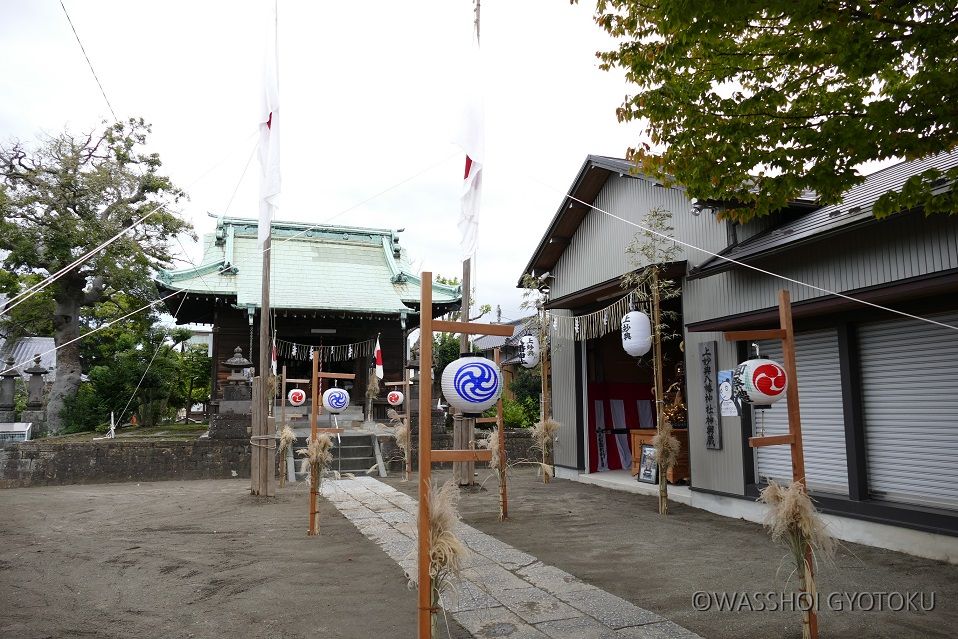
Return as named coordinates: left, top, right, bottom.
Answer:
left=306, top=349, right=354, bottom=536
left=724, top=289, right=818, bottom=639
left=417, top=272, right=514, bottom=637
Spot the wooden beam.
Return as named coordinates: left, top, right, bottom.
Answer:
left=316, top=372, right=356, bottom=380
left=285, top=377, right=310, bottom=384
left=749, top=434, right=795, bottom=448
left=475, top=416, right=498, bottom=424
left=316, top=428, right=344, bottom=434
left=431, top=449, right=493, bottom=463
left=724, top=329, right=787, bottom=342
left=432, top=320, right=515, bottom=337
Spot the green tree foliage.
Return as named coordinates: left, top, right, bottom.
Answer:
left=588, top=1, right=958, bottom=220
left=0, top=119, right=192, bottom=432
left=510, top=367, right=541, bottom=408
left=0, top=273, right=55, bottom=340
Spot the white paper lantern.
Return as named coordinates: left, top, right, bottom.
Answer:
left=519, top=335, right=540, bottom=369
left=440, top=355, right=503, bottom=414
left=733, top=358, right=788, bottom=405
left=288, top=388, right=306, bottom=407
left=322, top=387, right=351, bottom=413
left=387, top=390, right=404, bottom=406
left=621, top=311, right=652, bottom=357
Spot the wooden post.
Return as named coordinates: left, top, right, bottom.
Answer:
left=495, top=347, right=508, bottom=520
left=405, top=368, right=413, bottom=480
left=251, top=376, right=262, bottom=495
left=308, top=349, right=320, bottom=536
left=724, top=289, right=817, bottom=639
left=651, top=268, right=667, bottom=514
left=256, top=235, right=275, bottom=497
left=279, top=366, right=287, bottom=488
left=417, top=272, right=434, bottom=638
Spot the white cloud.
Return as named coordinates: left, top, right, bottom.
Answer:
left=1, top=0, right=647, bottom=321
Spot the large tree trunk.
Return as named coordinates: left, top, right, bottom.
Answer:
left=46, top=295, right=83, bottom=435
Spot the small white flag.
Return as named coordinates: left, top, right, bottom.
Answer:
left=454, top=30, right=483, bottom=260
left=374, top=337, right=384, bottom=380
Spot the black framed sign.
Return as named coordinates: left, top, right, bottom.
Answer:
left=699, top=341, right=722, bottom=450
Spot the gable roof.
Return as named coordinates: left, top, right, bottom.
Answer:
left=691, top=149, right=958, bottom=278
left=519, top=155, right=672, bottom=284
left=473, top=317, right=534, bottom=353
left=0, top=336, right=56, bottom=381
left=156, top=216, right=461, bottom=316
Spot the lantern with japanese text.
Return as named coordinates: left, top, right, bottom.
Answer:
left=733, top=359, right=788, bottom=405
left=621, top=311, right=652, bottom=357
left=518, top=335, right=540, bottom=369
left=322, top=387, right=350, bottom=413
left=440, top=355, right=503, bottom=414
left=288, top=388, right=306, bottom=407
left=387, top=390, right=404, bottom=406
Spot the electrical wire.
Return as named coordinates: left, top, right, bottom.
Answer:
left=532, top=178, right=958, bottom=333
left=59, top=0, right=117, bottom=122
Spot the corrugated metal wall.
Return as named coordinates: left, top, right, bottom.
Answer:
left=755, top=330, right=848, bottom=495
left=685, top=213, right=958, bottom=325
left=685, top=332, right=745, bottom=494
left=858, top=312, right=958, bottom=509
left=549, top=309, right=579, bottom=468
left=552, top=178, right=726, bottom=300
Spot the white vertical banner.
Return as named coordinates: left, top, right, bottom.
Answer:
left=258, top=0, right=281, bottom=247
left=454, top=29, right=484, bottom=260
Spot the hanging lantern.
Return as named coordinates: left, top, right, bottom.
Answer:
left=288, top=388, right=306, bottom=407
left=387, top=390, right=404, bottom=406
left=518, top=335, right=540, bottom=369
left=733, top=358, right=788, bottom=405
left=621, top=311, right=652, bottom=357
left=322, top=387, right=351, bottom=413
left=440, top=355, right=503, bottom=414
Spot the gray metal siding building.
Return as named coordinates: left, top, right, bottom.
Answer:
left=526, top=151, right=958, bottom=538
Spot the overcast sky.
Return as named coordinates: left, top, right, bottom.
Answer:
left=1, top=0, right=647, bottom=323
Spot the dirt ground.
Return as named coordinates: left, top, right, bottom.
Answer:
left=386, top=469, right=958, bottom=639
left=2, top=472, right=955, bottom=639
left=0, top=479, right=469, bottom=639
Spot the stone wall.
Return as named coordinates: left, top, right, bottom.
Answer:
left=380, top=428, right=538, bottom=471
left=0, top=439, right=251, bottom=489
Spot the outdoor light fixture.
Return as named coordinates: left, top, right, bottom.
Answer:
left=322, top=387, right=350, bottom=414
left=387, top=390, right=404, bottom=406
left=732, top=358, right=788, bottom=405
left=518, top=335, right=540, bottom=369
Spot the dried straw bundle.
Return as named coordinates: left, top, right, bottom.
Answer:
left=759, top=480, right=835, bottom=639
left=652, top=422, right=681, bottom=471
left=297, top=433, right=334, bottom=487
left=532, top=419, right=560, bottom=483
left=478, top=429, right=501, bottom=470
left=387, top=408, right=412, bottom=478
left=277, top=426, right=297, bottom=488
left=418, top=480, right=469, bottom=636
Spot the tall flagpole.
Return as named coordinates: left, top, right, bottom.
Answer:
left=254, top=0, right=280, bottom=497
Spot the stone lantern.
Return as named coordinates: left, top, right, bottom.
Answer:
left=21, top=354, right=49, bottom=435
left=210, top=346, right=253, bottom=439
left=0, top=357, right=19, bottom=423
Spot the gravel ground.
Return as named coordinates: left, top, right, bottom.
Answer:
left=385, top=469, right=958, bottom=639
left=0, top=479, right=468, bottom=639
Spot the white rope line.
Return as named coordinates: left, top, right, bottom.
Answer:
left=1, top=130, right=259, bottom=317
left=540, top=183, right=958, bottom=333
left=0, top=150, right=462, bottom=376
left=114, top=290, right=189, bottom=423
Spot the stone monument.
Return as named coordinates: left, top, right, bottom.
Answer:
left=0, top=357, right=19, bottom=423
left=209, top=346, right=253, bottom=439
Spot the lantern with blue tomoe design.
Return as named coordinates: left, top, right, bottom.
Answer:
left=322, top=387, right=351, bottom=413
left=440, top=354, right=503, bottom=414
left=519, top=335, right=540, bottom=369
left=621, top=310, right=652, bottom=357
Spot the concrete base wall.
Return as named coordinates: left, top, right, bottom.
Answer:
left=1, top=439, right=251, bottom=489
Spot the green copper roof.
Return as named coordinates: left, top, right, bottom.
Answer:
left=156, top=216, right=461, bottom=314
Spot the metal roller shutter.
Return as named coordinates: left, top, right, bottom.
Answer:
left=858, top=312, right=958, bottom=510
left=755, top=329, right=848, bottom=495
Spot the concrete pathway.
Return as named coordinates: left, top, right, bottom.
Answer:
left=322, top=476, right=702, bottom=639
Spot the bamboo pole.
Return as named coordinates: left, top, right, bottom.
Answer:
left=778, top=289, right=818, bottom=639
left=308, top=350, right=320, bottom=536
left=405, top=367, right=413, bottom=480
left=651, top=268, right=668, bottom=515
left=279, top=366, right=287, bottom=488
left=417, top=272, right=434, bottom=638
left=495, top=347, right=508, bottom=520
left=251, top=376, right=262, bottom=495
